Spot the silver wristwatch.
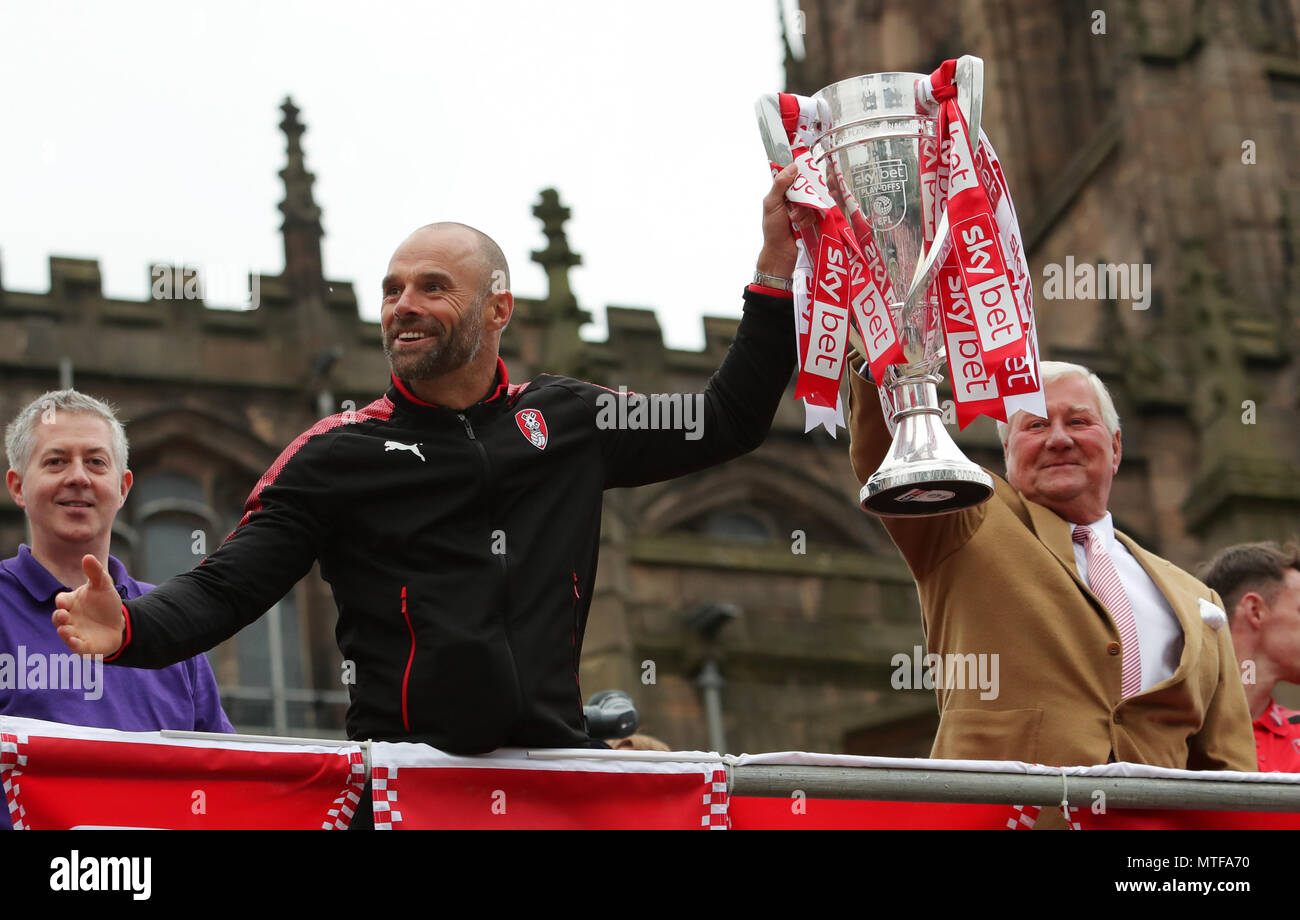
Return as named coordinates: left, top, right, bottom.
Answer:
left=752, top=270, right=793, bottom=292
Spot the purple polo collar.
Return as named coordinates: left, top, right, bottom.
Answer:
left=3, top=544, right=131, bottom=602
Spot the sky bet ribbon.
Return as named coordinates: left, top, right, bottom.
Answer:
left=773, top=93, right=905, bottom=433
left=919, top=60, right=1045, bottom=429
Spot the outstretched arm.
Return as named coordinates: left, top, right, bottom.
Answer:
left=55, top=426, right=335, bottom=668
left=597, top=166, right=814, bottom=487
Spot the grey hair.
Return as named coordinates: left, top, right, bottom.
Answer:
left=996, top=361, right=1120, bottom=445
left=5, top=390, right=129, bottom=475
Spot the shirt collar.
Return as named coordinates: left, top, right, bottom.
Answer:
left=4, top=544, right=130, bottom=602
left=1256, top=698, right=1291, bottom=736
left=1078, top=512, right=1116, bottom=552
left=390, top=357, right=511, bottom=410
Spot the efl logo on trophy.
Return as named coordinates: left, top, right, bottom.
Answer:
left=853, top=158, right=908, bottom=232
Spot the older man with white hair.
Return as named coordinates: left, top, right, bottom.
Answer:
left=849, top=358, right=1255, bottom=772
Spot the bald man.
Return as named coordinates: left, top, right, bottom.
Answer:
left=54, top=172, right=806, bottom=760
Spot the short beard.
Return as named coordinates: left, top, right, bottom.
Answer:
left=384, top=292, right=486, bottom=381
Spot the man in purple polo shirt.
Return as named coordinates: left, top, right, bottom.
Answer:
left=1, top=389, right=231, bottom=829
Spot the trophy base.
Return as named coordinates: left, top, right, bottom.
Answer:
left=860, top=464, right=993, bottom=517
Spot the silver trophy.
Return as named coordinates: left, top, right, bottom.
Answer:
left=757, top=57, right=995, bottom=516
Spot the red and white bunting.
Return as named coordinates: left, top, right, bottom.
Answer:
left=6, top=720, right=1299, bottom=831
left=369, top=745, right=727, bottom=830
left=1, top=716, right=365, bottom=830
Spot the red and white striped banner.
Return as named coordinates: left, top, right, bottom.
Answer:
left=368, top=745, right=727, bottom=830
left=1, top=716, right=365, bottom=830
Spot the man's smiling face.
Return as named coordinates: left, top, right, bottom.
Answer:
left=380, top=225, right=487, bottom=381
left=1004, top=373, right=1121, bottom=524
left=6, top=412, right=131, bottom=552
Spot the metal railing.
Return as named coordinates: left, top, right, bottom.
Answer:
left=729, top=764, right=1300, bottom=812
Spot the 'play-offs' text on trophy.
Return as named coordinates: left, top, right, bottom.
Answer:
left=759, top=58, right=996, bottom=517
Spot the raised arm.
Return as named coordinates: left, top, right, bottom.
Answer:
left=596, top=165, right=812, bottom=487
left=847, top=350, right=893, bottom=483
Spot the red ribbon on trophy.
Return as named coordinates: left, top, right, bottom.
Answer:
left=771, top=93, right=906, bottom=432
left=919, top=60, right=1045, bottom=429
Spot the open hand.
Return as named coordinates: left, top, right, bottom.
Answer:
left=52, top=554, right=126, bottom=657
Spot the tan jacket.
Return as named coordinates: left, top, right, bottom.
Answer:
left=848, top=368, right=1256, bottom=770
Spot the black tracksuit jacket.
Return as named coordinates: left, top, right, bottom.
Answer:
left=110, top=286, right=795, bottom=752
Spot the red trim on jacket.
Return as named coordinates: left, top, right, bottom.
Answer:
left=401, top=585, right=415, bottom=733
left=390, top=357, right=513, bottom=408
left=104, top=603, right=132, bottom=662
left=571, top=572, right=581, bottom=690
left=747, top=283, right=794, bottom=299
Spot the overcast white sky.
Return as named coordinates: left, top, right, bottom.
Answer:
left=0, top=1, right=794, bottom=351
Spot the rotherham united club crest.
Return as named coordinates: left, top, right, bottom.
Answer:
left=515, top=408, right=548, bottom=450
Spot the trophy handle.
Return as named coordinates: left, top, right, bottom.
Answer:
left=956, top=55, right=985, bottom=146
left=754, top=93, right=826, bottom=281
left=755, top=95, right=795, bottom=168
left=898, top=54, right=985, bottom=317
